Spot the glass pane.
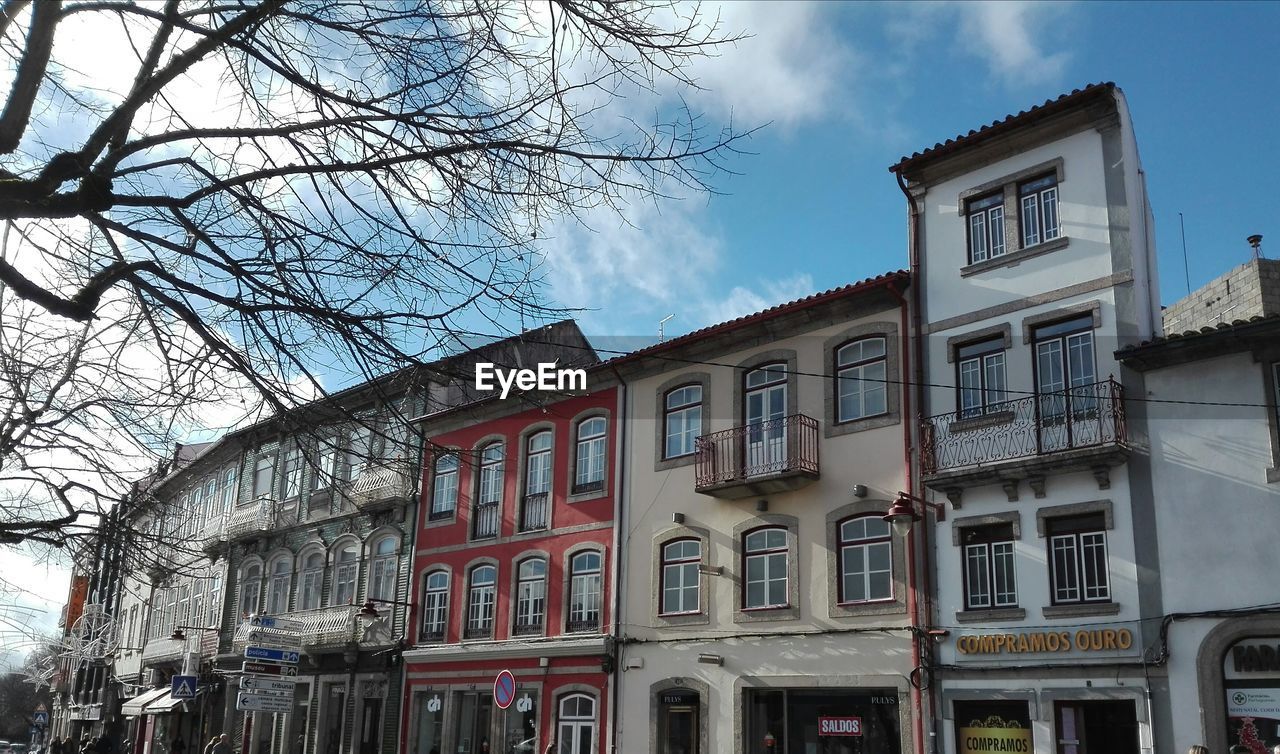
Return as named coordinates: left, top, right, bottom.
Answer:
left=1021, top=194, right=1040, bottom=247
left=1041, top=187, right=1059, bottom=240
left=969, top=213, right=987, bottom=262
left=989, top=205, right=1005, bottom=256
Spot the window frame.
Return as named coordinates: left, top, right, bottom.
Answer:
left=473, top=441, right=504, bottom=540
left=567, top=551, right=603, bottom=633
left=572, top=416, right=608, bottom=494
left=835, top=337, right=889, bottom=423
left=298, top=552, right=324, bottom=611
left=367, top=535, right=398, bottom=602
left=239, top=563, right=262, bottom=618
left=330, top=543, right=360, bottom=606
left=265, top=555, right=292, bottom=615
left=663, top=384, right=703, bottom=460
left=513, top=557, right=548, bottom=636
left=658, top=539, right=702, bottom=617
left=419, top=569, right=449, bottom=642
left=961, top=523, right=1018, bottom=610
left=966, top=191, right=1006, bottom=264
left=741, top=526, right=789, bottom=611
left=836, top=515, right=894, bottom=605
left=1046, top=514, right=1110, bottom=606
left=465, top=564, right=497, bottom=639
left=1018, top=173, right=1060, bottom=248
left=429, top=452, right=459, bottom=521
left=955, top=337, right=1008, bottom=418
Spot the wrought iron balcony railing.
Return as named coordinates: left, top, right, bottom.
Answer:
left=225, top=496, right=278, bottom=540
left=565, top=619, right=600, bottom=634
left=350, top=460, right=414, bottom=511
left=921, top=379, right=1127, bottom=475
left=418, top=626, right=445, bottom=644
left=519, top=492, right=549, bottom=532
left=694, top=414, right=820, bottom=497
left=472, top=500, right=499, bottom=539
left=463, top=624, right=493, bottom=640
left=512, top=619, right=543, bottom=636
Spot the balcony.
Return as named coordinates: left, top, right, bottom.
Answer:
left=418, top=626, right=445, bottom=644
left=199, top=513, right=228, bottom=552
left=140, top=636, right=185, bottom=666
left=351, top=460, right=414, bottom=512
left=225, top=497, right=278, bottom=540
left=518, top=493, right=549, bottom=532
left=463, top=624, right=494, bottom=640
left=472, top=501, right=499, bottom=539
left=232, top=605, right=363, bottom=650
left=921, top=379, right=1128, bottom=501
left=693, top=414, right=821, bottom=499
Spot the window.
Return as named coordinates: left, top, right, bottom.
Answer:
left=957, top=338, right=1008, bottom=418
left=187, top=488, right=203, bottom=533
left=745, top=364, right=788, bottom=472
left=836, top=338, right=888, bottom=422
left=520, top=432, right=552, bottom=532
left=252, top=455, right=275, bottom=498
left=1047, top=514, right=1110, bottom=604
left=664, top=385, right=703, bottom=459
left=314, top=439, right=338, bottom=491
left=514, top=558, right=547, bottom=635
left=962, top=524, right=1017, bottom=610
left=220, top=466, right=237, bottom=512
left=838, top=516, right=893, bottom=604
left=347, top=425, right=372, bottom=481
left=574, top=417, right=607, bottom=493
left=743, top=527, right=788, bottom=609
left=429, top=453, right=458, bottom=520
left=556, top=694, right=597, bottom=754
left=967, top=192, right=1006, bottom=263
left=1034, top=316, right=1097, bottom=449
left=282, top=447, right=303, bottom=499
left=240, top=564, right=262, bottom=617
left=465, top=565, right=496, bottom=638
left=299, top=553, right=324, bottom=611
left=176, top=583, right=190, bottom=628
left=420, top=571, right=449, bottom=641
left=331, top=544, right=359, bottom=606
left=1019, top=174, right=1060, bottom=248
left=1272, top=363, right=1280, bottom=426
left=266, top=557, right=292, bottom=614
left=203, top=477, right=218, bottom=521
left=567, top=551, right=602, bottom=632
left=660, top=539, right=701, bottom=615
left=474, top=442, right=503, bottom=539
left=368, top=537, right=397, bottom=601
left=207, top=575, right=221, bottom=627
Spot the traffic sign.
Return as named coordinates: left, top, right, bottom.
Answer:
left=494, top=670, right=516, bottom=710
left=249, top=616, right=304, bottom=632
left=35, top=703, right=47, bottom=712
left=240, top=676, right=297, bottom=693
left=247, top=630, right=302, bottom=649
left=241, top=662, right=299, bottom=677
left=237, top=693, right=293, bottom=713
left=244, top=646, right=301, bottom=664
left=239, top=686, right=293, bottom=699
left=32, top=712, right=48, bottom=727
left=170, top=675, right=198, bottom=700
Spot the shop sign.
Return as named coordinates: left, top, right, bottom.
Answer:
left=954, top=701, right=1032, bottom=754
left=660, top=692, right=697, bottom=706
left=952, top=622, right=1140, bottom=663
left=1224, top=638, right=1280, bottom=679
left=817, top=717, right=862, bottom=736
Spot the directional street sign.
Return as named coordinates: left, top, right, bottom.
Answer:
left=249, top=616, right=304, bottom=632
left=240, top=686, right=293, bottom=699
left=170, top=675, right=198, bottom=700
left=247, top=630, right=303, bottom=649
left=237, top=692, right=293, bottom=713
left=241, top=662, right=299, bottom=677
left=244, top=646, right=301, bottom=664
left=240, top=676, right=297, bottom=693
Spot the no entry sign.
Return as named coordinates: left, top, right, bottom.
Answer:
left=494, top=669, right=516, bottom=709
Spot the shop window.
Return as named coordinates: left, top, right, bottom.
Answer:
left=953, top=700, right=1032, bottom=754
left=837, top=516, right=893, bottom=604
left=503, top=689, right=538, bottom=753
left=1054, top=700, right=1139, bottom=754
left=412, top=690, right=444, bottom=754
left=1047, top=514, right=1110, bottom=605
left=744, top=688, right=901, bottom=754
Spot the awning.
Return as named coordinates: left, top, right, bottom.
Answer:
left=144, top=686, right=207, bottom=715
left=121, top=688, right=170, bottom=717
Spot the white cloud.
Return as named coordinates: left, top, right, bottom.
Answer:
left=700, top=273, right=817, bottom=326
left=958, top=2, right=1071, bottom=87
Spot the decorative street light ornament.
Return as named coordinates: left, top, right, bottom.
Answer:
left=63, top=604, right=118, bottom=663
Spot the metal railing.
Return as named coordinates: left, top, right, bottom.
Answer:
left=921, top=379, right=1127, bottom=474
left=694, top=414, right=820, bottom=490
left=512, top=617, right=543, bottom=636
left=199, top=513, right=228, bottom=550
left=519, top=492, right=549, bottom=532
left=463, top=624, right=493, bottom=640
left=565, top=619, right=599, bottom=634
left=418, top=626, right=445, bottom=644
left=225, top=496, right=277, bottom=540
left=472, top=501, right=499, bottom=539
left=139, top=636, right=185, bottom=665
left=232, top=605, right=360, bottom=648
left=350, top=460, right=414, bottom=510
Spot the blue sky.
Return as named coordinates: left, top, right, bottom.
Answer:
left=544, top=1, right=1280, bottom=345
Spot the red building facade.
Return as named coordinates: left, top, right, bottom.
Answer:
left=401, top=386, right=618, bottom=754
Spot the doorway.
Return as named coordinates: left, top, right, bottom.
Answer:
left=744, top=364, right=787, bottom=475
left=453, top=692, right=493, bottom=754
left=657, top=690, right=698, bottom=754
left=1054, top=700, right=1139, bottom=754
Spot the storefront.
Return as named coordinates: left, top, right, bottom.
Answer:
left=742, top=688, right=901, bottom=754
left=1223, top=637, right=1280, bottom=753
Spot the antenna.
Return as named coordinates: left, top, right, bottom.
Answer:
left=1248, top=234, right=1264, bottom=260
left=1178, top=213, right=1191, bottom=297
left=658, top=314, right=676, bottom=344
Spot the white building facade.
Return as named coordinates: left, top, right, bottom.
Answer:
left=892, top=83, right=1168, bottom=754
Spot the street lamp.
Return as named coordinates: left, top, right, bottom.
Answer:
left=882, top=491, right=946, bottom=538
left=357, top=597, right=413, bottom=627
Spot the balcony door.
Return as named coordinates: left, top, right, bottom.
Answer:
left=1034, top=317, right=1097, bottom=453
left=744, top=365, right=787, bottom=476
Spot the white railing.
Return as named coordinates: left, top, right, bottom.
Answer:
left=233, top=605, right=361, bottom=649
left=225, top=496, right=277, bottom=540
left=350, top=461, right=414, bottom=510
left=199, top=512, right=228, bottom=549
left=139, top=636, right=184, bottom=665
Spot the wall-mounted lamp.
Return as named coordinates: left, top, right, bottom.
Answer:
left=696, top=653, right=723, bottom=666
left=882, top=491, right=946, bottom=538
left=697, top=564, right=724, bottom=576
left=357, top=597, right=414, bottom=626
left=852, top=484, right=868, bottom=499
left=926, top=629, right=950, bottom=640
left=538, top=657, right=550, bottom=668
left=672, top=512, right=685, bottom=524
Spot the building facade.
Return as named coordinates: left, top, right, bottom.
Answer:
left=1118, top=258, right=1280, bottom=753
left=892, top=82, right=1167, bottom=754
left=401, top=382, right=617, bottom=754
left=612, top=273, right=922, bottom=754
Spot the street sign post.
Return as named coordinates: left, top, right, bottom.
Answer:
left=247, top=630, right=302, bottom=649
left=249, top=616, right=305, bottom=632
left=170, top=675, right=198, bottom=700
left=237, top=693, right=293, bottom=713
left=239, top=686, right=293, bottom=700
left=244, top=646, right=301, bottom=664
left=240, top=676, right=297, bottom=693
left=32, top=712, right=48, bottom=727
left=494, top=670, right=516, bottom=710
left=241, top=662, right=299, bottom=677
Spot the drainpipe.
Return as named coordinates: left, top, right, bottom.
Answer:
left=606, top=367, right=628, bottom=754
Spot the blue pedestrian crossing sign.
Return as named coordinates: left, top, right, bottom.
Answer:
left=171, top=675, right=198, bottom=700
left=32, top=711, right=48, bottom=726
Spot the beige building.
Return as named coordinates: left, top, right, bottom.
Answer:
left=612, top=272, right=922, bottom=754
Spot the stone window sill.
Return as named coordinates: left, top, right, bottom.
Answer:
left=955, top=607, right=1026, bottom=624
left=1041, top=601, right=1121, bottom=619
left=961, top=236, right=1070, bottom=278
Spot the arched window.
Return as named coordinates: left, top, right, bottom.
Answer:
left=742, top=527, right=788, bottom=609
left=573, top=417, right=607, bottom=493
left=836, top=338, right=887, bottom=422
left=838, top=516, right=893, bottom=604
left=513, top=558, right=547, bottom=635
left=557, top=694, right=597, bottom=754
left=520, top=432, right=553, bottom=532
left=299, top=552, right=324, bottom=611
left=266, top=556, right=292, bottom=614
left=368, top=536, right=398, bottom=601
left=474, top=442, right=503, bottom=539
left=664, top=384, right=703, bottom=459
left=219, top=465, right=237, bottom=513
left=240, top=563, right=262, bottom=617
left=420, top=570, right=449, bottom=642
left=430, top=453, right=458, bottom=520
left=660, top=540, right=701, bottom=615
left=206, top=574, right=222, bottom=627
left=331, top=543, right=359, bottom=605
left=465, top=565, right=496, bottom=639
left=567, top=551, right=602, bottom=633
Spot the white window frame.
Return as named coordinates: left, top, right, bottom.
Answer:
left=331, top=544, right=359, bottom=606
left=836, top=337, right=888, bottom=422
left=299, top=553, right=324, bottom=611
left=266, top=557, right=292, bottom=615
left=659, top=539, right=701, bottom=616
left=573, top=417, right=607, bottom=493
left=420, top=571, right=449, bottom=641
left=742, top=527, right=789, bottom=610
left=962, top=525, right=1018, bottom=610
left=967, top=192, right=1006, bottom=263
left=838, top=516, right=893, bottom=604
left=957, top=339, right=1008, bottom=418
left=514, top=558, right=547, bottom=634
left=1048, top=518, right=1110, bottom=605
left=664, top=385, right=703, bottom=459
left=429, top=453, right=458, bottom=520
left=240, top=564, right=262, bottom=618
left=1019, top=174, right=1060, bottom=248
left=567, top=551, right=602, bottom=632
left=368, top=536, right=397, bottom=602
left=466, top=565, right=496, bottom=638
